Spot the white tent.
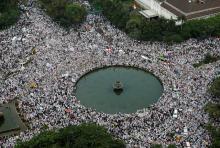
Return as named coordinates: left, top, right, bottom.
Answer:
left=183, top=126, right=188, bottom=135
left=173, top=109, right=178, bottom=118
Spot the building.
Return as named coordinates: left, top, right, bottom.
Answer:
left=135, top=0, right=220, bottom=20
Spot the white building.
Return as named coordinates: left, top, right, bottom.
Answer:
left=135, top=0, right=177, bottom=19
left=135, top=0, right=220, bottom=20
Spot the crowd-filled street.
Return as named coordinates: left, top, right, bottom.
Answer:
left=0, top=0, right=220, bottom=147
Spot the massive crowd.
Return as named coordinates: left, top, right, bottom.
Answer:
left=0, top=0, right=220, bottom=147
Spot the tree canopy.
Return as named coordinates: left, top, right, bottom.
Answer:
left=205, top=76, right=220, bottom=148
left=39, top=0, right=87, bottom=27
left=15, top=123, right=125, bottom=148
left=205, top=103, right=220, bottom=119
left=167, top=144, right=177, bottom=148
left=151, top=144, right=162, bottom=148
left=0, top=0, right=20, bottom=30
left=209, top=77, right=220, bottom=98
left=89, top=0, right=220, bottom=42
left=205, top=124, right=220, bottom=148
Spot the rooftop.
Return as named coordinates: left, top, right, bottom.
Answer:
left=161, top=0, right=220, bottom=19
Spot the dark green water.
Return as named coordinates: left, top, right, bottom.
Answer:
left=76, top=67, right=163, bottom=114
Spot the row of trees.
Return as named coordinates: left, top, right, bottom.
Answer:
left=0, top=0, right=20, bottom=30
left=0, top=0, right=87, bottom=30
left=205, top=124, right=220, bottom=148
left=15, top=122, right=179, bottom=147
left=2, top=0, right=220, bottom=41
left=16, top=123, right=125, bottom=148
left=89, top=0, right=220, bottom=42
left=39, top=0, right=87, bottom=28
left=209, top=77, right=220, bottom=98
left=205, top=76, right=220, bottom=119
left=205, top=77, right=220, bottom=148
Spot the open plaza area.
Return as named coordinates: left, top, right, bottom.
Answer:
left=0, top=0, right=220, bottom=147
left=0, top=101, right=26, bottom=137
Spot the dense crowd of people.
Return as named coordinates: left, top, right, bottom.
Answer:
left=0, top=0, right=220, bottom=147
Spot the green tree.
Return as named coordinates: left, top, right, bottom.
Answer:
left=151, top=144, right=162, bottom=148
left=0, top=0, right=20, bottom=30
left=39, top=0, right=87, bottom=27
left=205, top=124, right=220, bottom=148
left=89, top=0, right=220, bottom=42
left=168, top=144, right=176, bottom=148
left=209, top=77, right=220, bottom=98
left=164, top=34, right=183, bottom=43
left=126, top=13, right=143, bottom=39
left=15, top=123, right=125, bottom=148
left=205, top=103, right=220, bottom=119
left=65, top=3, right=87, bottom=25
left=203, top=53, right=220, bottom=64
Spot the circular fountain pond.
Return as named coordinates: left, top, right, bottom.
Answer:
left=75, top=66, right=163, bottom=114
